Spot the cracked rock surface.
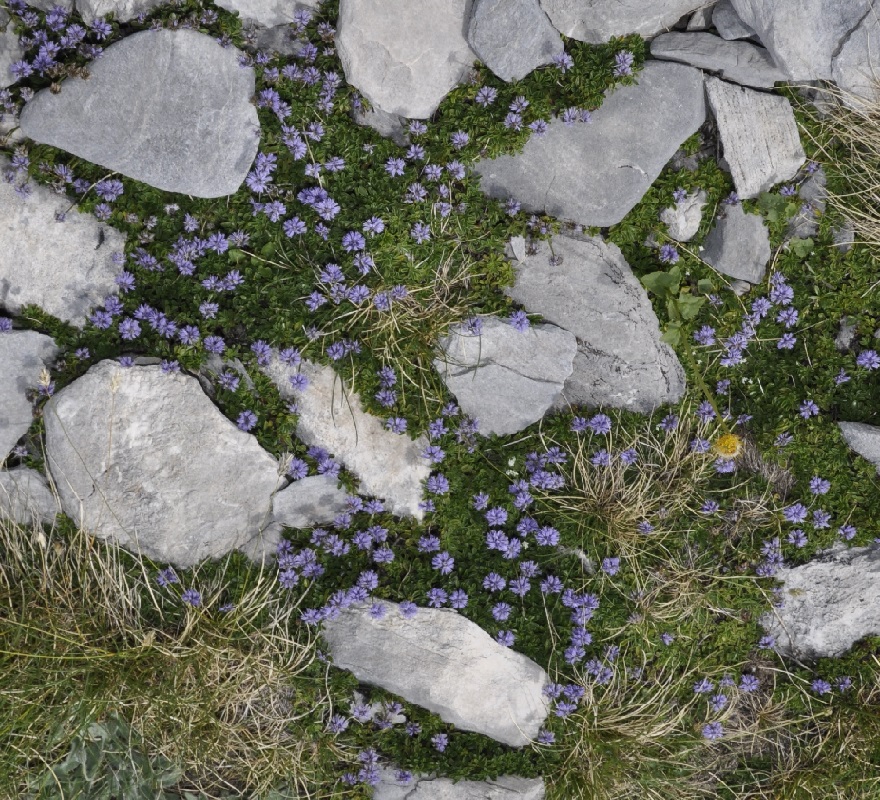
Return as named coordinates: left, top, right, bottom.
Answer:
left=434, top=316, right=577, bottom=436
left=374, top=768, right=545, bottom=799
left=44, top=361, right=283, bottom=568
left=321, top=601, right=550, bottom=746
left=473, top=61, right=705, bottom=228
left=504, top=235, right=685, bottom=413
left=19, top=29, right=260, bottom=197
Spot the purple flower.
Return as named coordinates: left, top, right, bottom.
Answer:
left=181, top=588, right=202, bottom=607
left=702, top=721, right=724, bottom=740
left=431, top=733, right=449, bottom=752
left=509, top=310, right=530, bottom=332
left=385, top=157, right=405, bottom=177
left=740, top=674, right=759, bottom=692
left=778, top=333, right=797, bottom=349
left=432, top=551, right=455, bottom=574
left=496, top=630, right=515, bottom=647
left=758, top=635, right=776, bottom=649
left=483, top=573, right=506, bottom=592
left=812, top=679, right=832, bottom=695
left=786, top=529, right=808, bottom=548
left=601, top=557, right=620, bottom=576
left=399, top=601, right=418, bottom=619
left=411, top=221, right=431, bottom=244
left=427, top=474, right=450, bottom=495
left=475, top=86, right=498, bottom=106
left=449, top=589, right=468, bottom=609
left=451, top=130, right=469, bottom=149
left=613, top=50, right=635, bottom=77
left=492, top=602, right=512, bottom=621
left=839, top=524, right=857, bottom=541
left=237, top=410, right=257, bottom=431
left=857, top=349, right=880, bottom=370
left=659, top=243, right=679, bottom=264
left=156, top=567, right=178, bottom=587
left=799, top=399, right=819, bottom=419
left=693, top=325, right=716, bottom=346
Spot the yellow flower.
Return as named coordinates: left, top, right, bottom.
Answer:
left=713, top=433, right=743, bottom=458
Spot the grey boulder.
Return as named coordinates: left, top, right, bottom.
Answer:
left=506, top=235, right=685, bottom=413
left=214, top=0, right=321, bottom=27
left=0, top=330, right=58, bottom=462
left=374, top=769, right=545, bottom=800
left=839, top=421, right=880, bottom=475
left=336, top=0, right=477, bottom=119
left=701, top=203, right=771, bottom=283
left=74, top=0, right=166, bottom=24
left=0, top=155, right=125, bottom=327
left=262, top=354, right=431, bottom=519
left=787, top=167, right=826, bottom=239
left=762, top=543, right=880, bottom=659
left=712, top=0, right=756, bottom=40
left=0, top=467, right=60, bottom=527
left=832, top=9, right=880, bottom=110
left=20, top=29, right=259, bottom=198
left=687, top=3, right=717, bottom=30
left=468, top=0, right=563, bottom=82
left=538, top=0, right=708, bottom=43
left=474, top=61, right=706, bottom=228
left=44, top=361, right=283, bottom=568
left=705, top=76, right=805, bottom=198
left=659, top=189, right=707, bottom=241
left=434, top=316, right=578, bottom=436
left=321, top=601, right=550, bottom=746
left=1, top=11, right=25, bottom=89
left=728, top=0, right=872, bottom=80
left=351, top=103, right=409, bottom=147
left=650, top=32, right=787, bottom=88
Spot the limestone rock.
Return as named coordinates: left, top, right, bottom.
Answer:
left=20, top=30, right=259, bottom=198
left=832, top=9, right=880, bottom=110
left=835, top=317, right=858, bottom=352
left=839, top=421, right=880, bottom=475
left=351, top=103, right=408, bottom=147
left=687, top=3, right=717, bottom=30
left=538, top=0, right=708, bottom=43
left=712, top=0, right=756, bottom=40
left=44, top=361, right=282, bottom=568
left=0, top=330, right=59, bottom=462
left=75, top=0, right=166, bottom=24
left=650, top=32, right=787, bottom=88
left=468, top=0, right=563, bottom=82
left=434, top=316, right=577, bottom=436
left=787, top=167, right=826, bottom=239
left=0, top=156, right=125, bottom=327
left=336, top=0, right=477, bottom=119
left=728, top=0, right=872, bottom=80
left=1, top=11, right=25, bottom=89
left=833, top=219, right=856, bottom=253
left=474, top=61, right=706, bottom=227
left=701, top=203, right=771, bottom=283
left=762, top=543, right=880, bottom=659
left=214, top=0, right=321, bottom=27
left=659, top=189, right=707, bottom=241
left=705, top=76, right=805, bottom=198
left=505, top=235, right=685, bottom=413
left=262, top=354, right=431, bottom=519
left=0, top=467, right=60, bottom=526
left=321, top=601, right=550, bottom=746
left=374, top=769, right=546, bottom=800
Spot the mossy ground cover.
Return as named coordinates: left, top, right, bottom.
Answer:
left=1, top=1, right=880, bottom=798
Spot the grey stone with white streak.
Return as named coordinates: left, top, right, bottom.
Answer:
left=0, top=467, right=60, bottom=526
left=74, top=0, right=166, bottom=24
left=321, top=601, right=550, bottom=746
left=762, top=542, right=880, bottom=659
left=701, top=203, right=771, bottom=283
left=240, top=474, right=351, bottom=564
left=261, top=353, right=431, bottom=519
left=728, top=0, right=872, bottom=80
left=336, top=0, right=477, bottom=119
left=44, top=361, right=283, bottom=568
left=20, top=29, right=259, bottom=198
left=0, top=156, right=125, bottom=327
left=504, top=235, right=685, bottom=413
left=832, top=8, right=880, bottom=110
left=538, top=0, right=708, bottom=43
left=434, top=316, right=577, bottom=436
left=474, top=61, right=706, bottom=228
left=711, top=0, right=756, bottom=40
left=0, top=331, right=58, bottom=462
left=1, top=10, right=25, bottom=89
left=214, top=0, right=321, bottom=27
left=650, top=32, right=787, bottom=88
left=374, top=768, right=545, bottom=800
left=705, top=76, right=805, bottom=198
left=468, top=0, right=563, bottom=82
left=659, top=189, right=707, bottom=241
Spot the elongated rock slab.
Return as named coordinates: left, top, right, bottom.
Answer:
left=474, top=61, right=705, bottom=227
left=434, top=316, right=577, bottom=436
left=374, top=769, right=545, bottom=800
left=19, top=29, right=259, bottom=198
left=262, top=354, right=430, bottom=518
left=321, top=601, right=550, bottom=746
left=705, top=76, right=804, bottom=198
left=44, top=361, right=282, bottom=568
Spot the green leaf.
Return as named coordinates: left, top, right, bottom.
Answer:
left=227, top=248, right=246, bottom=263
left=697, top=278, right=714, bottom=294
left=677, top=293, right=705, bottom=320
left=640, top=270, right=679, bottom=296
left=790, top=237, right=814, bottom=258
left=661, top=322, right=682, bottom=346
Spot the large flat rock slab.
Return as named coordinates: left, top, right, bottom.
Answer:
left=473, top=61, right=706, bottom=228
left=336, top=0, right=477, bottom=119
left=262, top=355, right=431, bottom=518
left=0, top=330, right=58, bottom=462
left=75, top=0, right=166, bottom=24
left=375, top=769, right=545, bottom=800
left=705, top=76, right=804, bottom=199
left=539, top=0, right=707, bottom=43
left=762, top=544, right=880, bottom=659
left=729, top=0, right=872, bottom=80
left=434, top=316, right=577, bottom=436
left=650, top=32, right=787, bottom=88
left=0, top=156, right=125, bottom=327
left=19, top=29, right=259, bottom=198
left=321, top=601, right=550, bottom=746
left=214, top=0, right=321, bottom=27
left=44, top=361, right=282, bottom=568
left=506, top=235, right=685, bottom=413
left=832, top=9, right=880, bottom=110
